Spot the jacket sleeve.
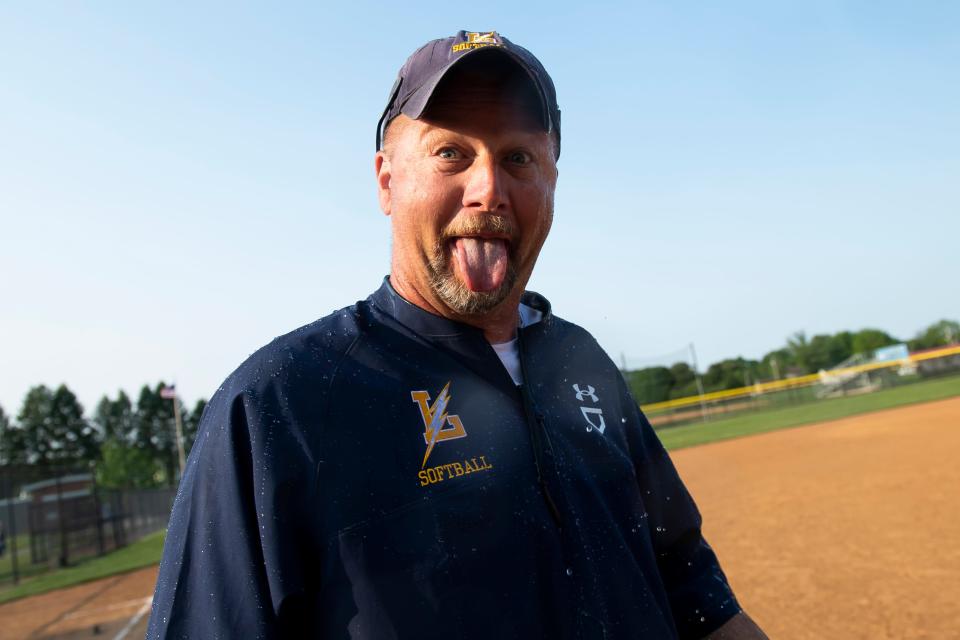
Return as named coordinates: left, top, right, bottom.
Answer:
left=616, top=374, right=742, bottom=640
left=146, top=367, right=318, bottom=638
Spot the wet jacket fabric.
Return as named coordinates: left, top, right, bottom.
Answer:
left=148, top=280, right=740, bottom=639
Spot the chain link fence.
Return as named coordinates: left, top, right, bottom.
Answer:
left=0, top=465, right=174, bottom=587
left=638, top=345, right=960, bottom=428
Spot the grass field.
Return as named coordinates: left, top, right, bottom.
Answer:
left=0, top=534, right=50, bottom=584
left=0, top=530, right=165, bottom=605
left=656, top=373, right=960, bottom=450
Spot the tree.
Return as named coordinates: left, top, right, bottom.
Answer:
left=183, top=398, right=208, bottom=455
left=94, top=390, right=164, bottom=488
left=785, top=330, right=864, bottom=373
left=909, top=319, right=960, bottom=351
left=702, top=358, right=761, bottom=392
left=804, top=333, right=853, bottom=372
left=668, top=362, right=699, bottom=399
left=134, top=383, right=179, bottom=485
left=785, top=331, right=812, bottom=373
left=16, top=384, right=99, bottom=466
left=626, top=367, right=674, bottom=404
left=0, top=403, right=27, bottom=465
left=851, top=329, right=898, bottom=356
left=760, top=348, right=791, bottom=380
left=829, top=331, right=854, bottom=365
left=96, top=438, right=163, bottom=489
left=93, top=391, right=135, bottom=444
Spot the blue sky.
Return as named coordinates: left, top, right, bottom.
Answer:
left=1, top=2, right=957, bottom=414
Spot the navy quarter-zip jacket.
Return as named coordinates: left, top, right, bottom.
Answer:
left=148, top=280, right=740, bottom=639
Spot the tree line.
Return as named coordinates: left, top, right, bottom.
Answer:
left=625, top=319, right=959, bottom=405
left=0, top=383, right=206, bottom=489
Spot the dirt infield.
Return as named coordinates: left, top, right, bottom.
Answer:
left=0, top=566, right=156, bottom=640
left=673, top=395, right=960, bottom=639
left=1, top=397, right=957, bottom=638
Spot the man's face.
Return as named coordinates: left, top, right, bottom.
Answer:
left=376, top=65, right=558, bottom=320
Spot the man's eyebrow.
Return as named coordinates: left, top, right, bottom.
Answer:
left=416, top=126, right=469, bottom=148
left=421, top=125, right=545, bottom=143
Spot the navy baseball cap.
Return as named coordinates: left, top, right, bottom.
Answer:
left=376, top=30, right=561, bottom=156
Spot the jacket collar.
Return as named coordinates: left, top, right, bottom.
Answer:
left=368, top=276, right=551, bottom=339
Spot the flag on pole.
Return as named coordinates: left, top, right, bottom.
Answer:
left=160, top=385, right=177, bottom=400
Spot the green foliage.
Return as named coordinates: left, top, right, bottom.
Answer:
left=808, top=333, right=853, bottom=371
left=760, top=348, right=790, bottom=379
left=656, top=373, right=960, bottom=451
left=91, top=387, right=194, bottom=488
left=667, top=362, right=699, bottom=399
left=626, top=367, right=674, bottom=404
left=134, top=383, right=180, bottom=486
left=4, top=384, right=208, bottom=489
left=0, top=404, right=23, bottom=465
left=785, top=331, right=811, bottom=372
left=783, top=331, right=857, bottom=373
left=183, top=398, right=207, bottom=454
left=702, top=357, right=761, bottom=392
left=14, top=384, right=98, bottom=466
left=851, top=328, right=898, bottom=355
left=96, top=438, right=163, bottom=489
left=0, top=530, right=167, bottom=604
left=623, top=321, right=947, bottom=402
left=779, top=331, right=856, bottom=373
left=93, top=391, right=135, bottom=444
left=669, top=362, right=695, bottom=388
left=909, top=319, right=960, bottom=351
left=625, top=362, right=709, bottom=403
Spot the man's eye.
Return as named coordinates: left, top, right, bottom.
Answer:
left=508, top=151, right=532, bottom=165
left=437, top=148, right=460, bottom=160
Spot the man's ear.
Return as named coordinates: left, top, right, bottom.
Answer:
left=375, top=151, right=392, bottom=216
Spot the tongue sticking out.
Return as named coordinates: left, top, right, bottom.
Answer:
left=452, top=237, right=509, bottom=292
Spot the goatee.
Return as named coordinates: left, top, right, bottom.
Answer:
left=427, top=215, right=519, bottom=315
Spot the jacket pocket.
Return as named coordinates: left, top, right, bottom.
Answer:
left=324, top=479, right=564, bottom=640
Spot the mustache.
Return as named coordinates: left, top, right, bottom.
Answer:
left=439, top=215, right=516, bottom=242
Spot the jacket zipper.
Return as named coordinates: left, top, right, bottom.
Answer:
left=517, top=329, right=564, bottom=529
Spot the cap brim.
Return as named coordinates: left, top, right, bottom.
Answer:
left=398, top=47, right=552, bottom=132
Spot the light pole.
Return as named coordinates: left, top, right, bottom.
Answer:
left=689, top=343, right=708, bottom=423
left=160, top=385, right=186, bottom=478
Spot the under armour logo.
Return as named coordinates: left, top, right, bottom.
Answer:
left=572, top=383, right=605, bottom=435
left=572, top=384, right=598, bottom=403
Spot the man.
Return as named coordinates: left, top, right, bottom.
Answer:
left=148, top=31, right=767, bottom=639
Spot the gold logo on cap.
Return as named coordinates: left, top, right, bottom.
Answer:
left=452, top=31, right=505, bottom=53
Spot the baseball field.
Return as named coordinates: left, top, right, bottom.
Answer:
left=1, top=393, right=957, bottom=639
left=677, top=395, right=960, bottom=639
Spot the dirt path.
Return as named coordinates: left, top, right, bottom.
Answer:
left=673, top=396, right=960, bottom=639
left=0, top=566, right=157, bottom=640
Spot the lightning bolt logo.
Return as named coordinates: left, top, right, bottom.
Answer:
left=411, top=382, right=467, bottom=468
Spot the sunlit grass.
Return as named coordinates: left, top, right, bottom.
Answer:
left=658, top=374, right=960, bottom=450
left=0, top=530, right=165, bottom=604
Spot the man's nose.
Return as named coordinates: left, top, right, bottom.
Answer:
left=462, top=156, right=507, bottom=212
